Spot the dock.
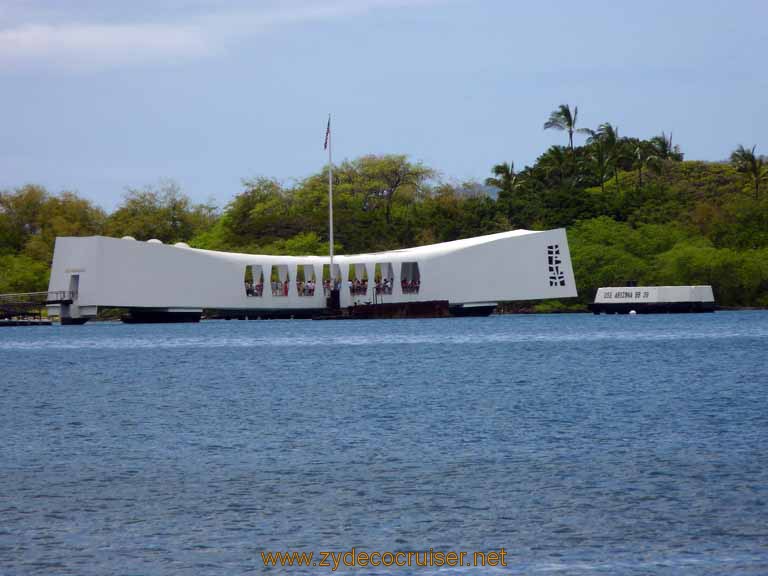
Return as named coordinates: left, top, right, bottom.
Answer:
left=0, top=291, right=74, bottom=326
left=589, top=286, right=715, bottom=314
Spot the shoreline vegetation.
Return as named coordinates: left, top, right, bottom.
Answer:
left=2, top=104, right=767, bottom=309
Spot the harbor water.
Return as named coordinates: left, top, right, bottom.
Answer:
left=1, top=312, right=767, bottom=575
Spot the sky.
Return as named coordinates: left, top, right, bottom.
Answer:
left=1, top=0, right=767, bottom=210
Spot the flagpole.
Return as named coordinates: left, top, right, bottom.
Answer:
left=327, top=114, right=334, bottom=286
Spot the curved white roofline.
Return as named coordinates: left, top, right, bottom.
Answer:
left=161, top=228, right=544, bottom=264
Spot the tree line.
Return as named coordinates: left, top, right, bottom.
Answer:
left=2, top=104, right=767, bottom=308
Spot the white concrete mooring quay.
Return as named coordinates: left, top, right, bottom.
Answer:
left=590, top=286, right=716, bottom=314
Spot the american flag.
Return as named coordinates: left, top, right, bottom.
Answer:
left=324, top=115, right=330, bottom=150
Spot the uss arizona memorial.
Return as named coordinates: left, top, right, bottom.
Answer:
left=47, top=228, right=577, bottom=322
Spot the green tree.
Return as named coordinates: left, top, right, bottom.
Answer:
left=191, top=155, right=437, bottom=255
left=350, top=154, right=434, bottom=225
left=538, top=146, right=570, bottom=188
left=650, top=132, right=684, bottom=161
left=485, top=162, right=518, bottom=194
left=24, top=192, right=106, bottom=263
left=632, top=141, right=660, bottom=189
left=105, top=181, right=217, bottom=243
left=597, top=123, right=624, bottom=193
left=580, top=129, right=610, bottom=193
left=730, top=145, right=768, bottom=200
left=544, top=104, right=580, bottom=153
left=0, top=184, right=48, bottom=252
left=257, top=232, right=338, bottom=256
left=0, top=254, right=49, bottom=293
left=0, top=186, right=105, bottom=265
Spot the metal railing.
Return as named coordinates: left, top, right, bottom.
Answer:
left=0, top=291, right=76, bottom=304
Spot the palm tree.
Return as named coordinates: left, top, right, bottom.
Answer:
left=633, top=142, right=660, bottom=189
left=650, top=132, right=683, bottom=161
left=544, top=104, right=580, bottom=153
left=730, top=145, right=768, bottom=200
left=485, top=162, right=518, bottom=194
left=580, top=129, right=610, bottom=193
left=595, top=123, right=623, bottom=193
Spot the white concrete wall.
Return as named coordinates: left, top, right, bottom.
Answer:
left=48, top=228, right=578, bottom=313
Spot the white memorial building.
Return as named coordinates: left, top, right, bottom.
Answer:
left=47, top=228, right=577, bottom=322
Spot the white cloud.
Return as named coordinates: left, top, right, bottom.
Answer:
left=0, top=23, right=211, bottom=69
left=0, top=0, right=445, bottom=71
